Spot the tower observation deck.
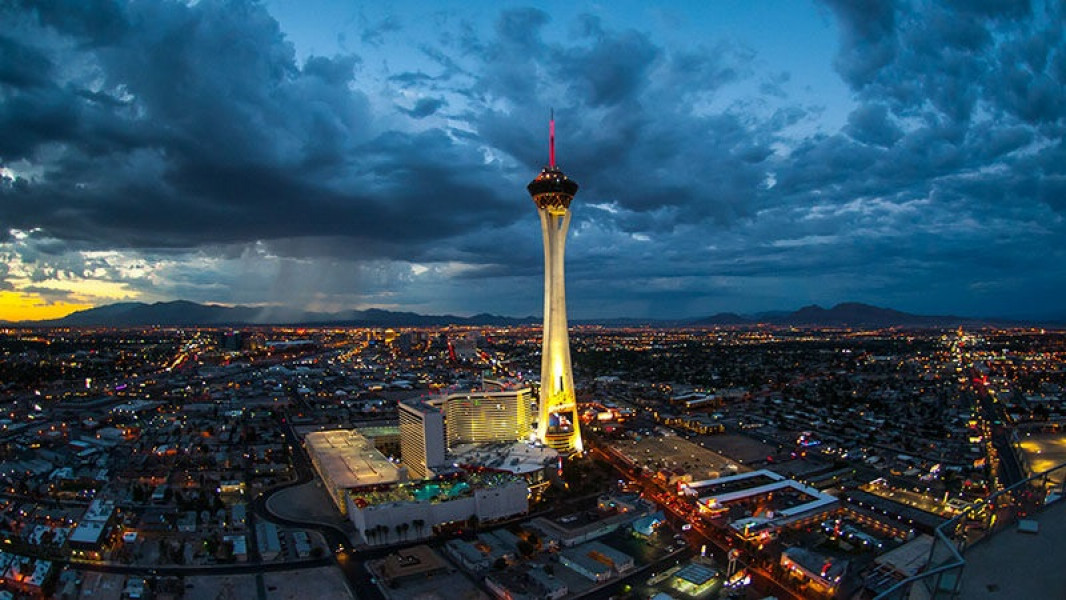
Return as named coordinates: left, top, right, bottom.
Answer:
left=528, top=114, right=582, bottom=455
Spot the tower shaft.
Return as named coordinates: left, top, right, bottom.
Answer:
left=536, top=207, right=581, bottom=453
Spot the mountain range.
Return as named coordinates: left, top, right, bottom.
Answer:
left=3, top=300, right=1038, bottom=328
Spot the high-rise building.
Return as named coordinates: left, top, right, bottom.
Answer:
left=399, top=399, right=446, bottom=479
left=442, top=383, right=533, bottom=448
left=528, top=114, right=582, bottom=455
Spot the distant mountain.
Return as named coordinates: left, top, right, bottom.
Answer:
left=691, top=302, right=1021, bottom=328
left=45, top=300, right=254, bottom=327
left=23, top=301, right=536, bottom=328
left=11, top=299, right=1036, bottom=328
left=786, top=302, right=921, bottom=326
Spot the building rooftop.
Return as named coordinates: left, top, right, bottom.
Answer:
left=873, top=533, right=933, bottom=578
left=304, top=429, right=405, bottom=489
left=676, top=562, right=718, bottom=586
left=449, top=441, right=557, bottom=475
left=959, top=498, right=1066, bottom=599
left=607, top=433, right=748, bottom=478
left=845, top=489, right=947, bottom=533
left=560, top=547, right=611, bottom=576
left=379, top=545, right=449, bottom=583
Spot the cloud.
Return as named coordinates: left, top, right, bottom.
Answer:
left=402, top=96, right=447, bottom=119
left=0, top=1, right=1064, bottom=319
left=820, top=0, right=898, bottom=88
left=845, top=103, right=903, bottom=147
left=361, top=14, right=401, bottom=47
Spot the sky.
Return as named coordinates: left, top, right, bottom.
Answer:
left=1, top=0, right=1065, bottom=322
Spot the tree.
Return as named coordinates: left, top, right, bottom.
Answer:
left=413, top=519, right=425, bottom=539
left=219, top=539, right=235, bottom=562
left=517, top=540, right=535, bottom=558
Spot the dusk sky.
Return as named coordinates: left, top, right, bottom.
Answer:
left=2, top=0, right=1065, bottom=321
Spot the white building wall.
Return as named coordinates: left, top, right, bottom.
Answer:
left=348, top=481, right=529, bottom=545
left=474, top=480, right=530, bottom=521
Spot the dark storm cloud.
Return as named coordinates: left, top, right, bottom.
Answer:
left=812, top=0, right=1066, bottom=225
left=1, top=0, right=772, bottom=277
left=465, top=9, right=771, bottom=232
left=820, top=0, right=898, bottom=88
left=402, top=97, right=447, bottom=119
left=2, top=0, right=1065, bottom=319
left=303, top=54, right=359, bottom=84
left=553, top=29, right=659, bottom=107
left=0, top=35, right=55, bottom=88
left=15, top=0, right=129, bottom=46
left=19, top=286, right=76, bottom=303
left=0, top=0, right=521, bottom=261
left=944, top=0, right=1032, bottom=18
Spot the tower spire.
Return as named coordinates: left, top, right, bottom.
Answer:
left=528, top=112, right=581, bottom=456
left=549, top=108, right=556, bottom=168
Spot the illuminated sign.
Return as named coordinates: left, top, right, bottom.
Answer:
left=547, top=411, right=574, bottom=434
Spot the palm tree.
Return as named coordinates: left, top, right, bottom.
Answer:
left=394, top=523, right=403, bottom=542
left=413, top=519, right=425, bottom=539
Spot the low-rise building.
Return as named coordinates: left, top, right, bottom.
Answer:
left=347, top=473, right=528, bottom=546
left=780, top=546, right=848, bottom=597
left=558, top=541, right=634, bottom=582
left=256, top=521, right=281, bottom=560
left=370, top=545, right=450, bottom=587
left=68, top=499, right=117, bottom=560
left=223, top=534, right=248, bottom=562
left=304, top=429, right=408, bottom=515
left=528, top=497, right=649, bottom=548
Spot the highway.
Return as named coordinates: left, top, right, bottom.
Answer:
left=972, top=377, right=1024, bottom=487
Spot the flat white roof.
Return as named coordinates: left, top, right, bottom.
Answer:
left=449, top=442, right=558, bottom=475
left=305, top=429, right=404, bottom=489
left=696, top=469, right=838, bottom=525
left=686, top=469, right=784, bottom=491
left=700, top=480, right=794, bottom=505
left=82, top=499, right=115, bottom=522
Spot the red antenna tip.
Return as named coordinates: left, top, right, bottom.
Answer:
left=549, top=109, right=556, bottom=168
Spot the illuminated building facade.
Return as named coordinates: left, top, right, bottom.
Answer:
left=442, top=384, right=533, bottom=447
left=399, top=399, right=446, bottom=479
left=528, top=115, right=582, bottom=454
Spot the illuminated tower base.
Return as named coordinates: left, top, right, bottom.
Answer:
left=528, top=115, right=582, bottom=455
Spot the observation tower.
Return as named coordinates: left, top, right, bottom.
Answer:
left=528, top=113, right=582, bottom=455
